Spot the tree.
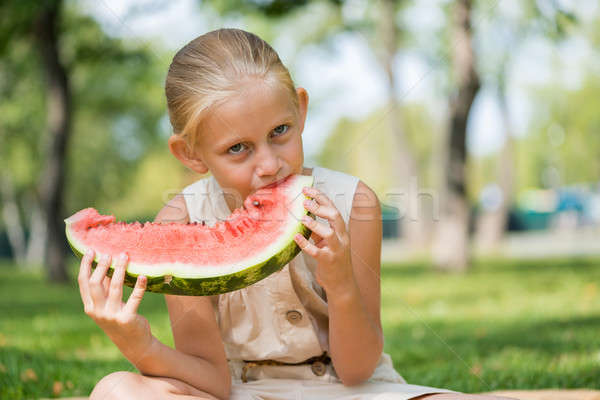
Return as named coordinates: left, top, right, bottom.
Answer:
left=0, top=1, right=168, bottom=281
left=474, top=1, right=578, bottom=251
left=34, top=0, right=72, bottom=282
left=0, top=0, right=71, bottom=281
left=373, top=0, right=432, bottom=247
left=431, top=0, right=480, bottom=271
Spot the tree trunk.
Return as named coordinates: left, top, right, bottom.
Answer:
left=25, top=193, right=47, bottom=265
left=377, top=0, right=428, bottom=249
left=0, top=173, right=27, bottom=264
left=432, top=0, right=480, bottom=271
left=34, top=0, right=71, bottom=283
left=475, top=70, right=515, bottom=252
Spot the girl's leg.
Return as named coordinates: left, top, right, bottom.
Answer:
left=414, top=394, right=518, bottom=400
left=90, top=371, right=221, bottom=400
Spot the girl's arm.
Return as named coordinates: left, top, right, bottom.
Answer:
left=140, top=194, right=231, bottom=398
left=79, top=195, right=230, bottom=400
left=127, top=293, right=231, bottom=400
left=294, top=181, right=384, bottom=386
left=329, top=181, right=383, bottom=384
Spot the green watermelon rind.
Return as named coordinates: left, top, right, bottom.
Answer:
left=66, top=222, right=311, bottom=296
left=65, top=175, right=314, bottom=296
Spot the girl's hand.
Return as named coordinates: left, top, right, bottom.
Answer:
left=294, top=186, right=355, bottom=297
left=78, top=250, right=152, bottom=354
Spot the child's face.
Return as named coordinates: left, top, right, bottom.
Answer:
left=193, top=78, right=308, bottom=208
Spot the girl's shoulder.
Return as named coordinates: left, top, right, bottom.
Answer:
left=311, top=166, right=361, bottom=224
left=181, top=174, right=217, bottom=195
left=311, top=165, right=359, bottom=185
left=180, top=174, right=230, bottom=224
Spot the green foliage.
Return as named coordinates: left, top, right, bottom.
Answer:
left=207, top=0, right=347, bottom=19
left=0, top=38, right=46, bottom=191
left=516, top=74, right=600, bottom=189
left=204, top=0, right=347, bottom=67
left=468, top=68, right=600, bottom=199
left=317, top=103, right=439, bottom=196
left=0, top=0, right=51, bottom=54
left=60, top=7, right=170, bottom=216
left=209, top=0, right=310, bottom=17
left=1, top=256, right=599, bottom=397
left=0, top=2, right=177, bottom=229
left=107, top=149, right=187, bottom=220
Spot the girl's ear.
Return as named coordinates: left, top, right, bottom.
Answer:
left=296, top=87, right=309, bottom=135
left=168, top=134, right=209, bottom=174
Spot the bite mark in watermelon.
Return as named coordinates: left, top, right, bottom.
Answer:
left=65, top=174, right=313, bottom=296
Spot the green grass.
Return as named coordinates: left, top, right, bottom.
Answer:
left=1, top=257, right=599, bottom=398
left=380, top=257, right=600, bottom=393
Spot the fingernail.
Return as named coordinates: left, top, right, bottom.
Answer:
left=85, top=249, right=93, bottom=258
left=301, top=215, right=311, bottom=223
left=304, top=199, right=312, bottom=207
left=118, top=253, right=128, bottom=262
left=100, top=254, right=109, bottom=263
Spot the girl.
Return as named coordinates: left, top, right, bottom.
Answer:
left=78, top=28, right=513, bottom=400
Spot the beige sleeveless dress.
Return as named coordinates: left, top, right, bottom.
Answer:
left=182, top=166, right=455, bottom=399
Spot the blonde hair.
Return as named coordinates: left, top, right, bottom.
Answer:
left=165, top=28, right=299, bottom=150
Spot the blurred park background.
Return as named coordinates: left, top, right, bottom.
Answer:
left=1, top=0, right=600, bottom=398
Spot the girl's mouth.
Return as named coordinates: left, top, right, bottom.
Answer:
left=261, top=175, right=289, bottom=189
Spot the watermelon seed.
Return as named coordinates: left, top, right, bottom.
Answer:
left=224, top=221, right=238, bottom=237
left=253, top=201, right=260, bottom=207
left=164, top=275, right=173, bottom=285
left=211, top=231, right=225, bottom=243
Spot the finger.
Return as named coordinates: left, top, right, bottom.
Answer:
left=302, top=187, right=346, bottom=235
left=102, top=276, right=111, bottom=297
left=301, top=215, right=339, bottom=249
left=89, top=254, right=111, bottom=307
left=107, top=253, right=128, bottom=311
left=303, top=198, right=346, bottom=238
left=123, top=275, right=147, bottom=315
left=78, top=249, right=95, bottom=311
left=294, top=233, right=321, bottom=258
left=310, top=231, right=324, bottom=246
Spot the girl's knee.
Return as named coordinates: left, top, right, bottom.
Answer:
left=415, top=394, right=518, bottom=400
left=90, top=370, right=221, bottom=400
left=90, top=371, right=142, bottom=400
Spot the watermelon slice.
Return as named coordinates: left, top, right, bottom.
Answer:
left=65, top=174, right=313, bottom=296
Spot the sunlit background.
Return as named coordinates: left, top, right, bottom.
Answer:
left=1, top=0, right=600, bottom=398
left=2, top=0, right=600, bottom=272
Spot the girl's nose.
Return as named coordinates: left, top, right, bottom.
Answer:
left=255, top=147, right=281, bottom=177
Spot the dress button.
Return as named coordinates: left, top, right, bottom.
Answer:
left=285, top=310, right=303, bottom=324
left=311, top=361, right=327, bottom=376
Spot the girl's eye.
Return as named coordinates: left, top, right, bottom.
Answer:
left=228, top=143, right=246, bottom=154
left=272, top=124, right=289, bottom=136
